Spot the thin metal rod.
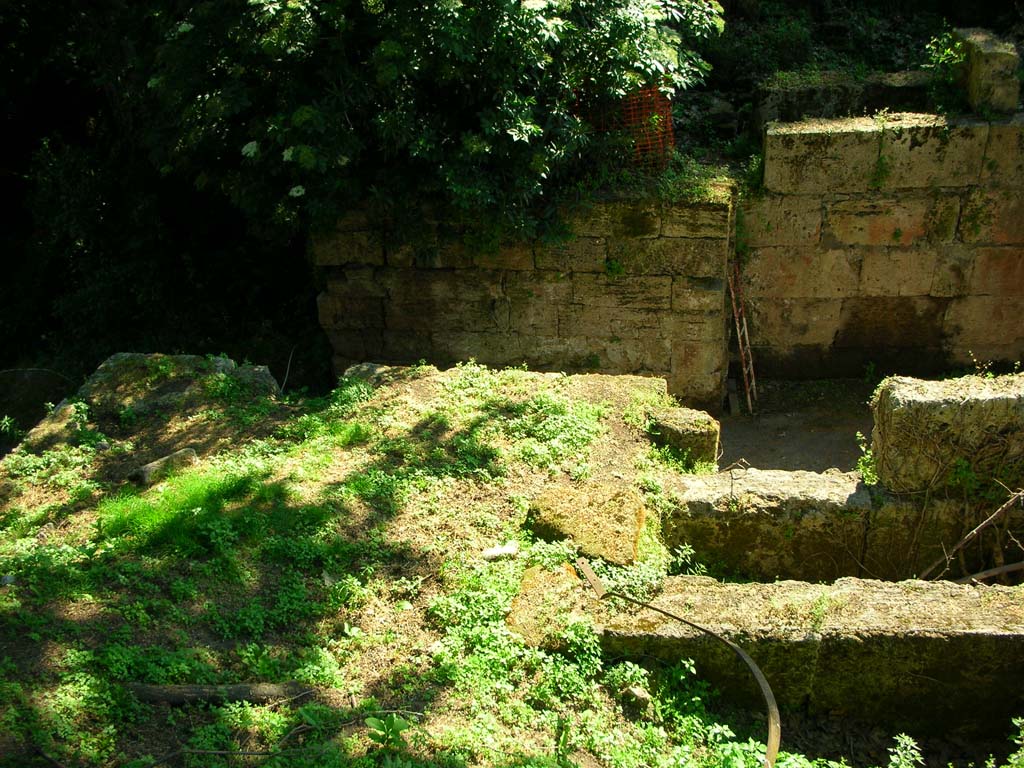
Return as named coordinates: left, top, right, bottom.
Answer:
left=576, top=558, right=781, bottom=768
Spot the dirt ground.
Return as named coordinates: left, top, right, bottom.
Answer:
left=719, top=379, right=876, bottom=472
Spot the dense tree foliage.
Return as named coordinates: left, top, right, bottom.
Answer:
left=0, top=0, right=722, bottom=388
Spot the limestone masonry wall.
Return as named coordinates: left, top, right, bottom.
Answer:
left=742, top=111, right=1024, bottom=377
left=313, top=197, right=732, bottom=409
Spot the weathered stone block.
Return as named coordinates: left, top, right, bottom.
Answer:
left=647, top=407, right=720, bottom=463
left=739, top=194, right=822, bottom=247
left=764, top=117, right=881, bottom=194
left=671, top=277, right=726, bottom=312
left=858, top=248, right=936, bottom=297
left=659, top=468, right=871, bottom=582
left=506, top=564, right=588, bottom=650
left=326, top=329, right=382, bottom=362
left=384, top=268, right=503, bottom=304
left=826, top=195, right=958, bottom=246
left=379, top=330, right=431, bottom=361
left=559, top=304, right=663, bottom=340
left=956, top=27, right=1021, bottom=114
left=669, top=341, right=726, bottom=407
left=660, top=201, right=731, bottom=239
left=129, top=448, right=199, bottom=486
left=878, top=114, right=989, bottom=189
left=834, top=296, right=948, bottom=349
left=746, top=298, right=843, bottom=347
left=317, top=293, right=384, bottom=330
left=323, top=267, right=387, bottom=299
left=864, top=498, right=974, bottom=579
left=980, top=113, right=1024, bottom=185
left=535, top=237, right=608, bottom=273
left=529, top=483, right=647, bottom=565
left=944, top=295, right=1024, bottom=346
left=606, top=237, right=725, bottom=278
left=930, top=244, right=975, bottom=297
left=311, top=230, right=385, bottom=267
left=664, top=311, right=728, bottom=345
left=567, top=200, right=661, bottom=239
left=601, top=576, right=1024, bottom=736
left=967, top=247, right=1024, bottom=296
left=960, top=188, right=1024, bottom=244
left=473, top=243, right=536, bottom=271
left=430, top=332, right=523, bottom=366
left=571, top=274, right=672, bottom=310
left=742, top=247, right=861, bottom=299
left=871, top=374, right=1024, bottom=494
left=598, top=335, right=672, bottom=372
left=387, top=240, right=475, bottom=270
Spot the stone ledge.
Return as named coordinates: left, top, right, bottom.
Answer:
left=600, top=576, right=1024, bottom=736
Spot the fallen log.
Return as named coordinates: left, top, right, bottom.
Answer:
left=127, top=681, right=312, bottom=706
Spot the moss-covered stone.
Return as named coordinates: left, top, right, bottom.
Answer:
left=505, top=563, right=587, bottom=649
left=647, top=407, right=719, bottom=464
left=529, top=483, right=647, bottom=565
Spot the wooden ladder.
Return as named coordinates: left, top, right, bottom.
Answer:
left=728, top=261, right=758, bottom=414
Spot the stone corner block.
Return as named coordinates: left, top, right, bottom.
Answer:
left=647, top=407, right=720, bottom=464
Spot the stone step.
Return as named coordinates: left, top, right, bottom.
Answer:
left=655, top=467, right=1007, bottom=582
left=600, top=575, right=1024, bottom=738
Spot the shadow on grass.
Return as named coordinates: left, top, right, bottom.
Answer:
left=0, top=393, right=525, bottom=767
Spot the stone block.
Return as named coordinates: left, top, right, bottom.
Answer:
left=739, top=194, right=822, bottom=247
left=834, top=296, right=948, bottom=349
left=431, top=332, right=524, bottom=367
left=825, top=195, right=958, bottom=247
left=930, top=245, right=975, bottom=297
left=764, top=117, right=882, bottom=194
left=668, top=341, right=726, bottom=407
left=529, top=483, right=647, bottom=565
left=742, top=247, right=861, bottom=299
left=597, top=335, right=672, bottom=373
left=505, top=272, right=572, bottom=334
left=384, top=268, right=503, bottom=304
left=968, top=247, right=1024, bottom=296
left=535, top=237, right=608, bottom=273
left=323, top=267, right=387, bottom=299
left=664, top=311, right=728, bottom=345
left=571, top=274, right=672, bottom=310
left=380, top=330, right=432, bottom=362
left=944, top=295, right=1024, bottom=346
left=878, top=114, right=989, bottom=189
left=858, top=248, right=936, bottom=297
left=660, top=201, right=731, bottom=239
left=871, top=373, right=1024, bottom=494
left=600, top=576, right=1024, bottom=736
left=671, top=277, right=726, bottom=312
left=746, top=298, right=843, bottom=347
left=506, top=564, right=588, bottom=650
left=647, top=407, right=720, bottom=463
left=473, top=242, right=536, bottom=271
left=606, top=237, right=726, bottom=278
left=566, top=200, right=661, bottom=239
left=129, top=448, right=199, bottom=486
left=317, top=293, right=384, bottom=330
left=387, top=297, right=508, bottom=334
left=960, top=188, right=1024, bottom=244
left=980, top=113, right=1024, bottom=186
left=863, top=498, right=973, bottom=579
left=659, top=468, right=871, bottom=582
left=559, top=304, right=662, bottom=340
left=326, top=329, right=382, bottom=362
left=311, top=229, right=385, bottom=267
left=956, top=27, right=1021, bottom=113
left=387, top=240, right=475, bottom=269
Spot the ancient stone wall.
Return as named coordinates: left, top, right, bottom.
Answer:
left=313, top=196, right=732, bottom=409
left=741, top=111, right=1024, bottom=377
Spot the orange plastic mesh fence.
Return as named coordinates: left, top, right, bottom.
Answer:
left=621, top=85, right=674, bottom=170
left=581, top=85, right=675, bottom=171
